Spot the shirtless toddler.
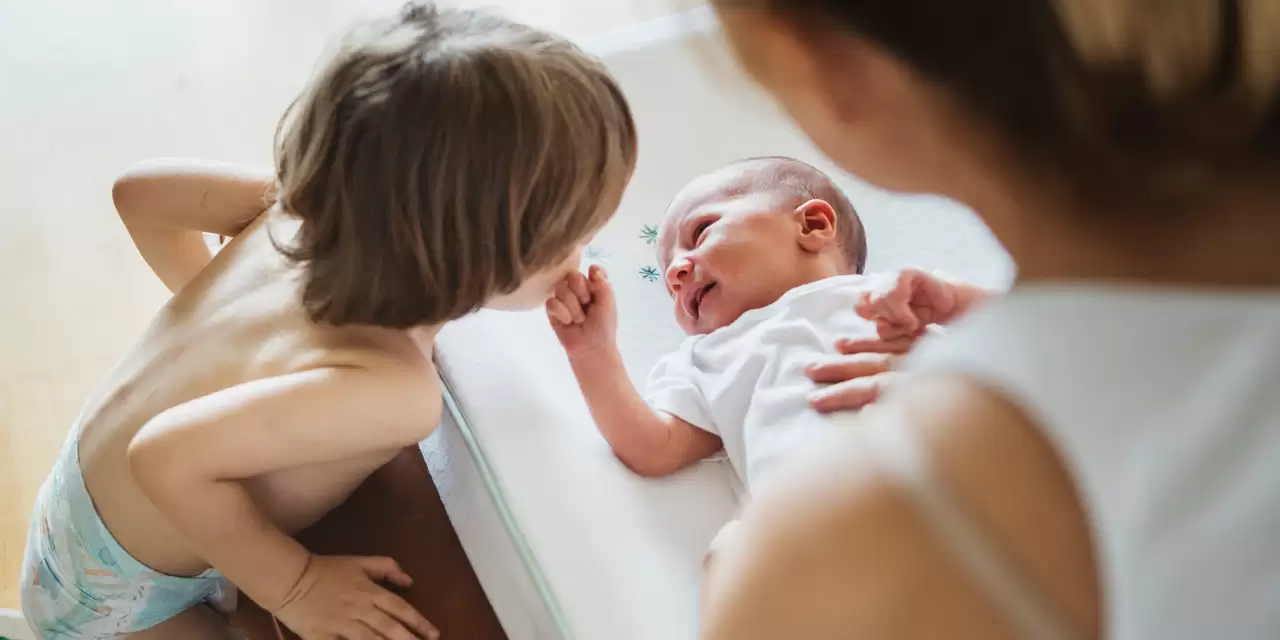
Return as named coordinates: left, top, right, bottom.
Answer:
left=20, top=5, right=636, bottom=639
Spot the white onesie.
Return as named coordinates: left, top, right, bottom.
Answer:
left=645, top=274, right=880, bottom=490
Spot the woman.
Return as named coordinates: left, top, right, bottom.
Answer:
left=702, top=2, right=1280, bottom=639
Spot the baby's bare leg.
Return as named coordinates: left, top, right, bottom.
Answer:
left=126, top=605, right=246, bottom=640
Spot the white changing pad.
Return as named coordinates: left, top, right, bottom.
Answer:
left=421, top=12, right=1014, bottom=640
left=427, top=311, right=740, bottom=640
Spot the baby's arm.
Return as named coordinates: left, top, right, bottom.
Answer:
left=548, top=267, right=723, bottom=477
left=857, top=268, right=999, bottom=339
left=569, top=342, right=723, bottom=477
left=927, top=277, right=995, bottom=323
left=112, top=158, right=275, bottom=293
left=128, top=364, right=440, bottom=639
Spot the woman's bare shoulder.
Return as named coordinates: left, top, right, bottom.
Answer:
left=701, top=375, right=1100, bottom=640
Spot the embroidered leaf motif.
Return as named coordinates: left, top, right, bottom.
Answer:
left=639, top=265, right=660, bottom=282
left=639, top=224, right=658, bottom=245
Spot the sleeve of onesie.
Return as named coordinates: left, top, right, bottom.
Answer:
left=643, top=338, right=719, bottom=435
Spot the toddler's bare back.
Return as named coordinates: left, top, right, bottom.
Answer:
left=76, top=208, right=438, bottom=577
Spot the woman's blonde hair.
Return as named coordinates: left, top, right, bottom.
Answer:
left=274, top=3, right=637, bottom=328
left=722, top=0, right=1280, bottom=216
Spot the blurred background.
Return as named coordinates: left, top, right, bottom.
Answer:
left=0, top=0, right=703, bottom=612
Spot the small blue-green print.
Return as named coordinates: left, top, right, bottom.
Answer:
left=639, top=224, right=658, bottom=245
left=584, top=245, right=608, bottom=263
left=639, top=266, right=661, bottom=282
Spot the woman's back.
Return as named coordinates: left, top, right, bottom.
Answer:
left=908, top=286, right=1280, bottom=637
left=698, top=1, right=1280, bottom=637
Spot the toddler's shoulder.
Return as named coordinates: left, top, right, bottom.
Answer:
left=309, top=326, right=444, bottom=422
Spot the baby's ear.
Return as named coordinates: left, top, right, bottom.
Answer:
left=795, top=199, right=838, bottom=252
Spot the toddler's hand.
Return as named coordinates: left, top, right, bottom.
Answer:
left=547, top=265, right=617, bottom=356
left=274, top=554, right=438, bottom=640
left=856, top=268, right=962, bottom=340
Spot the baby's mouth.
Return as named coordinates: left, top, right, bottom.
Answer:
left=692, top=282, right=716, bottom=317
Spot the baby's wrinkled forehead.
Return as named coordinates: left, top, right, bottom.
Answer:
left=656, top=192, right=709, bottom=254
left=657, top=168, right=762, bottom=261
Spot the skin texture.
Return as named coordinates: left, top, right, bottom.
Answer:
left=106, top=163, right=439, bottom=639
left=73, top=159, right=590, bottom=639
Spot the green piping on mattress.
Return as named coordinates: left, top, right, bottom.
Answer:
left=438, top=376, right=575, bottom=640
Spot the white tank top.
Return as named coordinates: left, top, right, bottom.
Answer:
left=886, top=286, right=1280, bottom=638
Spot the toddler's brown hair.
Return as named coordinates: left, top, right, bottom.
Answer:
left=274, top=2, right=637, bottom=328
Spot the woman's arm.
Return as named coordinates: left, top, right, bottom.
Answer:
left=701, top=376, right=1100, bottom=639
left=127, top=364, right=441, bottom=638
left=112, top=158, right=275, bottom=293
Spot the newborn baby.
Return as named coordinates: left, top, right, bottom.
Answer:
left=548, top=157, right=989, bottom=490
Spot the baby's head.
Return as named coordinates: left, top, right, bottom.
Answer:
left=274, top=3, right=636, bottom=328
left=659, top=157, right=866, bottom=335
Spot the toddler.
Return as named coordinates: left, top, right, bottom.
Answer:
left=20, top=4, right=636, bottom=639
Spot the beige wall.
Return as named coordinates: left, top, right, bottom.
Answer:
left=0, top=0, right=703, bottom=612
left=451, top=0, right=705, bottom=40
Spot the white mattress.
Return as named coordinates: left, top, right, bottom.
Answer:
left=422, top=11, right=1014, bottom=640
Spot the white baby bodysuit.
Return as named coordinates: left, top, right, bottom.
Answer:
left=645, top=274, right=882, bottom=489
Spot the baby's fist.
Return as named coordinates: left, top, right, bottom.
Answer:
left=856, top=268, right=959, bottom=340
left=547, top=265, right=617, bottom=355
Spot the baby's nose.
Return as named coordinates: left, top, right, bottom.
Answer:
left=665, top=259, right=692, bottom=289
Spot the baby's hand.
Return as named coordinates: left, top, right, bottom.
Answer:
left=856, top=268, right=962, bottom=340
left=547, top=265, right=617, bottom=356
left=274, top=554, right=439, bottom=640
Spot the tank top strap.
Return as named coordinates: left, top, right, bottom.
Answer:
left=852, top=413, right=1079, bottom=639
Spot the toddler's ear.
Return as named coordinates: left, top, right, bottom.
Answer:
left=795, top=199, right=838, bottom=252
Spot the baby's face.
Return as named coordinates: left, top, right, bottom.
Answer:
left=658, top=171, right=811, bottom=335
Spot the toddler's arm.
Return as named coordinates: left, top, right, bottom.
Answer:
left=548, top=267, right=723, bottom=477
left=112, top=158, right=275, bottom=293
left=127, top=364, right=441, bottom=639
